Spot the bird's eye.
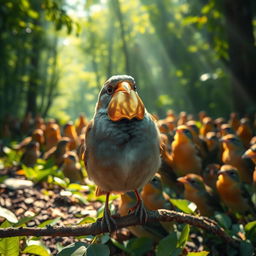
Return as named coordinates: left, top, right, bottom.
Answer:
left=134, top=84, right=137, bottom=90
left=229, top=171, right=236, bottom=176
left=107, top=86, right=114, bottom=95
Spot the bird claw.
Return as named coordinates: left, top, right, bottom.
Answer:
left=101, top=207, right=117, bottom=233
left=134, top=201, right=148, bottom=224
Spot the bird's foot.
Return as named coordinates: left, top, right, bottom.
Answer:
left=134, top=201, right=148, bottom=225
left=101, top=207, right=117, bottom=233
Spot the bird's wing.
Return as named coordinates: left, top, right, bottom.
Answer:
left=83, top=120, right=93, bottom=167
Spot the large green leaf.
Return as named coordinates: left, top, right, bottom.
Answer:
left=85, top=244, right=110, bottom=256
left=177, top=224, right=190, bottom=248
left=156, top=232, right=177, bottom=256
left=0, top=221, right=20, bottom=256
left=245, top=220, right=256, bottom=243
left=170, top=199, right=196, bottom=214
left=22, top=245, right=51, bottom=256
left=126, top=237, right=153, bottom=256
left=57, top=242, right=88, bottom=256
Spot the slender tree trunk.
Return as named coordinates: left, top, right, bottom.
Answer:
left=223, top=0, right=256, bottom=114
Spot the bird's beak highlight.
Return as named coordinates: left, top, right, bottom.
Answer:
left=177, top=177, right=188, bottom=184
left=108, top=81, right=145, bottom=122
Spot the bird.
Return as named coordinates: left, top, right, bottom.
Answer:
left=61, top=151, right=84, bottom=183
left=63, top=122, right=79, bottom=150
left=170, top=125, right=202, bottom=177
left=76, top=114, right=88, bottom=136
left=202, top=163, right=220, bottom=193
left=216, top=165, right=255, bottom=215
left=200, top=117, right=215, bottom=138
left=44, top=123, right=61, bottom=151
left=236, top=117, right=253, bottom=148
left=20, top=141, right=40, bottom=167
left=203, top=132, right=221, bottom=165
left=220, top=134, right=253, bottom=184
left=44, top=137, right=70, bottom=166
left=83, top=75, right=161, bottom=232
left=177, top=173, right=219, bottom=216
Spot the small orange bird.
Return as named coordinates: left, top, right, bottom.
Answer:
left=63, top=122, right=79, bottom=150
left=204, top=132, right=221, bottom=165
left=214, top=117, right=226, bottom=132
left=220, top=123, right=235, bottom=137
left=236, top=117, right=253, bottom=148
left=141, top=175, right=172, bottom=211
left=216, top=165, right=255, bottom=215
left=200, top=117, right=215, bottom=138
left=221, top=134, right=253, bottom=183
left=21, top=141, right=40, bottom=167
left=202, top=163, right=220, bottom=193
left=61, top=151, right=84, bottom=183
left=44, top=137, right=70, bottom=166
left=118, top=191, right=168, bottom=241
left=242, top=144, right=256, bottom=190
left=44, top=123, right=61, bottom=151
left=177, top=173, right=219, bottom=216
left=177, top=111, right=187, bottom=126
left=228, top=112, right=240, bottom=131
left=170, top=125, right=202, bottom=177
left=76, top=114, right=88, bottom=136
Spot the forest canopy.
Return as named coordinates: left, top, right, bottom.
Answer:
left=0, top=0, right=255, bottom=123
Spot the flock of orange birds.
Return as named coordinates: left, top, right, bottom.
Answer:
left=1, top=109, right=256, bottom=237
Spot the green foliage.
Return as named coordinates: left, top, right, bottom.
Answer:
left=23, top=240, right=51, bottom=256
left=170, top=199, right=196, bottom=214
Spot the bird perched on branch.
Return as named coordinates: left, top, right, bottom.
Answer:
left=83, top=75, right=161, bottom=232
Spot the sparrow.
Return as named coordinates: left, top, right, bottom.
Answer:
left=21, top=141, right=40, bottom=167
left=216, top=165, right=255, bottom=215
left=221, top=134, right=253, bottom=183
left=62, top=151, right=84, bottom=184
left=83, top=75, right=161, bottom=232
left=170, top=125, right=202, bottom=177
left=177, top=173, right=220, bottom=216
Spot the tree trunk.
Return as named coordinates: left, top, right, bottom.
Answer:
left=223, top=0, right=256, bottom=114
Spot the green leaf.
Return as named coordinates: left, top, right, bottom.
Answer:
left=0, top=221, right=20, bottom=256
left=177, top=224, right=190, bottom=248
left=126, top=237, right=153, bottom=256
left=156, top=232, right=177, bottom=256
left=170, top=199, right=195, bottom=214
left=245, top=220, right=256, bottom=243
left=187, top=252, right=209, bottom=256
left=85, top=244, right=110, bottom=256
left=15, top=213, right=39, bottom=227
left=57, top=242, right=88, bottom=256
left=214, top=212, right=231, bottom=230
left=38, top=217, right=61, bottom=228
left=53, top=177, right=68, bottom=188
left=0, top=207, right=18, bottom=223
left=22, top=245, right=50, bottom=256
left=110, top=238, right=130, bottom=253
left=78, top=217, right=96, bottom=225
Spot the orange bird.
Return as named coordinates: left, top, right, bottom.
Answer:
left=45, top=123, right=61, bottom=151
left=20, top=141, right=40, bottom=167
left=228, top=112, right=240, bottom=131
left=236, top=118, right=253, bottom=148
left=63, top=122, right=79, bottom=150
left=170, top=125, right=202, bottom=177
left=204, top=132, right=221, bottom=165
left=44, top=137, right=70, bottom=167
left=61, top=151, right=84, bottom=183
left=216, top=165, right=255, bottom=215
left=200, top=117, right=215, bottom=138
left=178, top=173, right=220, bottom=216
left=76, top=114, right=88, bottom=136
left=221, top=134, right=253, bottom=184
left=220, top=124, right=235, bottom=137
left=242, top=145, right=256, bottom=190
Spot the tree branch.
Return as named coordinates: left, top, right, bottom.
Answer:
left=0, top=209, right=237, bottom=245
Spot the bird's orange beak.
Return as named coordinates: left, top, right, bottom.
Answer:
left=177, top=177, right=188, bottom=184
left=108, top=81, right=145, bottom=122
left=242, top=149, right=254, bottom=159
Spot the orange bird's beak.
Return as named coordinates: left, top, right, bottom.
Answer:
left=108, top=81, right=145, bottom=122
left=177, top=177, right=189, bottom=184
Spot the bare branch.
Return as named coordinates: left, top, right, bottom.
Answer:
left=0, top=209, right=237, bottom=246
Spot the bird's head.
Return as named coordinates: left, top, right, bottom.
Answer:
left=220, top=134, right=242, bottom=150
left=177, top=174, right=205, bottom=192
left=220, top=124, right=234, bottom=136
left=57, top=137, right=70, bottom=150
left=205, top=132, right=219, bottom=151
left=95, top=75, right=145, bottom=122
left=142, top=174, right=163, bottom=195
left=242, top=145, right=256, bottom=163
left=174, top=125, right=193, bottom=143
left=63, top=151, right=78, bottom=164
left=217, top=165, right=240, bottom=184
left=26, top=141, right=39, bottom=151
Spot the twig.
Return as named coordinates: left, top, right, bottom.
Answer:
left=0, top=209, right=237, bottom=245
